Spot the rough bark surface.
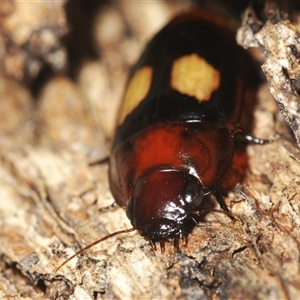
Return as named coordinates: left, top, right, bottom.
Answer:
left=0, top=1, right=300, bottom=300
left=237, top=4, right=300, bottom=147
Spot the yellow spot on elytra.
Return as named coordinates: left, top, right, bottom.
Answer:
left=118, top=66, right=153, bottom=125
left=171, top=53, right=220, bottom=102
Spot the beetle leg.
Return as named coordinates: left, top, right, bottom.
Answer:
left=234, top=132, right=271, bottom=145
left=99, top=201, right=118, bottom=212
left=149, top=239, right=157, bottom=250
left=172, top=237, right=179, bottom=250
left=159, top=240, right=166, bottom=252
left=182, top=234, right=188, bottom=247
left=213, top=185, right=229, bottom=212
left=88, top=156, right=110, bottom=166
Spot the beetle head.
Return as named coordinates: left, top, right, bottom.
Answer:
left=126, top=170, right=204, bottom=242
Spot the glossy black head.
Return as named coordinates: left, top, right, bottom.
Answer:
left=126, top=170, right=204, bottom=241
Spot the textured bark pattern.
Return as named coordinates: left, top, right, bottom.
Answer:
left=237, top=5, right=300, bottom=147
left=1, top=1, right=300, bottom=299
left=0, top=0, right=68, bottom=82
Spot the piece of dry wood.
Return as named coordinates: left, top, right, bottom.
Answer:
left=1, top=1, right=300, bottom=299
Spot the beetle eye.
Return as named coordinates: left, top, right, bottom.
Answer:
left=184, top=175, right=204, bottom=207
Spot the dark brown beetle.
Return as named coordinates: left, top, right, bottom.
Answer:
left=56, top=10, right=262, bottom=272
left=109, top=10, right=254, bottom=244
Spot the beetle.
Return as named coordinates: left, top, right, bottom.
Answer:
left=55, top=10, right=263, bottom=272
left=108, top=10, right=257, bottom=245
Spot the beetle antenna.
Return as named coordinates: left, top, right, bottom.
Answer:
left=55, top=227, right=135, bottom=273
